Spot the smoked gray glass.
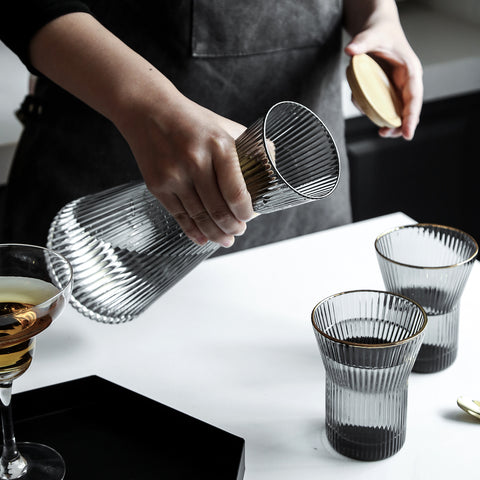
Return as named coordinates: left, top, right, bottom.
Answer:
left=311, top=290, right=427, bottom=461
left=375, top=224, right=478, bottom=373
left=48, top=101, right=340, bottom=324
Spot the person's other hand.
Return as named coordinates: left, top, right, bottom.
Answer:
left=344, top=1, right=423, bottom=140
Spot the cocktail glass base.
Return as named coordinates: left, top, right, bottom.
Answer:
left=0, top=443, right=65, bottom=480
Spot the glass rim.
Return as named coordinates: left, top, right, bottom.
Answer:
left=262, top=101, right=341, bottom=200
left=0, top=243, right=74, bottom=320
left=374, top=223, right=479, bottom=270
left=311, top=289, right=428, bottom=348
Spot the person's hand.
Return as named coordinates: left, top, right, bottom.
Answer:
left=117, top=95, right=254, bottom=247
left=343, top=0, right=423, bottom=140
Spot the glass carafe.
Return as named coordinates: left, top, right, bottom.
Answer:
left=47, top=102, right=340, bottom=323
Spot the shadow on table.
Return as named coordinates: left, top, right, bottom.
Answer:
left=441, top=408, right=480, bottom=424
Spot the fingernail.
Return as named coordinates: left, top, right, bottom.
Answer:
left=404, top=127, right=415, bottom=141
left=222, top=236, right=235, bottom=248
left=235, top=222, right=247, bottom=236
left=192, top=235, right=208, bottom=245
left=345, top=42, right=362, bottom=55
left=380, top=129, right=393, bottom=138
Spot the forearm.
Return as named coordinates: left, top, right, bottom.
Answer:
left=29, top=11, right=252, bottom=245
left=343, top=0, right=400, bottom=37
left=29, top=12, right=182, bottom=128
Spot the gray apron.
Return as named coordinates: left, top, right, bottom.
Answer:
left=1, top=0, right=351, bottom=253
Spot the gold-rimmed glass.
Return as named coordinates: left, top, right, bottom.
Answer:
left=311, top=290, right=427, bottom=461
left=375, top=224, right=478, bottom=373
left=0, top=244, right=73, bottom=479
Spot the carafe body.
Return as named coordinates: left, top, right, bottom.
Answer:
left=48, top=102, right=340, bottom=323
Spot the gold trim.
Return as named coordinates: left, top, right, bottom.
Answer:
left=311, top=289, right=428, bottom=348
left=374, top=223, right=479, bottom=270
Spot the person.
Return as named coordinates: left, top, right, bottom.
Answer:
left=0, top=0, right=422, bottom=254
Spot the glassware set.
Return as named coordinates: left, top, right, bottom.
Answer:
left=311, top=223, right=478, bottom=461
left=3, top=98, right=479, bottom=470
left=1, top=101, right=342, bottom=476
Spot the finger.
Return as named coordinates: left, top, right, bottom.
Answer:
left=344, top=30, right=382, bottom=57
left=194, top=171, right=247, bottom=237
left=156, top=192, right=208, bottom=246
left=186, top=136, right=248, bottom=239
left=178, top=187, right=236, bottom=248
left=379, top=127, right=403, bottom=138
left=399, top=64, right=423, bottom=140
left=212, top=141, right=254, bottom=222
left=401, top=109, right=420, bottom=141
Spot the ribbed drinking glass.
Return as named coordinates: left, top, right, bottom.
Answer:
left=311, top=290, right=427, bottom=461
left=48, top=101, right=340, bottom=323
left=375, top=224, right=478, bottom=373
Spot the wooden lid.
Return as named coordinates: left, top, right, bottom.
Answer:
left=346, top=54, right=402, bottom=128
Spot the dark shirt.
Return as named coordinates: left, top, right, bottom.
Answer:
left=1, top=1, right=91, bottom=72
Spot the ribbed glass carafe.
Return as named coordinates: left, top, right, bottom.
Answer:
left=48, top=102, right=340, bottom=323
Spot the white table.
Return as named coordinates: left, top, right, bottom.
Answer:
left=15, top=212, right=480, bottom=479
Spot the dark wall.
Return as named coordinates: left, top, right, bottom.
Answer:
left=346, top=91, right=479, bottom=242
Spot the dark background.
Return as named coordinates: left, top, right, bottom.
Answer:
left=347, top=91, right=479, bottom=242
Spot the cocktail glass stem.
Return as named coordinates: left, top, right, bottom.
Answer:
left=0, top=382, right=27, bottom=479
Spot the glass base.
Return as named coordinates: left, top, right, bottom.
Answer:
left=326, top=424, right=405, bottom=461
left=412, top=344, right=457, bottom=373
left=0, top=443, right=65, bottom=480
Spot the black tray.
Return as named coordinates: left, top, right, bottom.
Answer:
left=10, top=376, right=245, bottom=480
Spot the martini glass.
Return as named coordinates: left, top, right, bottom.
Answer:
left=0, top=244, right=73, bottom=480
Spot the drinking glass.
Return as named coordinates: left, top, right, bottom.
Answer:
left=311, top=290, right=427, bottom=461
left=375, top=224, right=478, bottom=373
left=0, top=244, right=73, bottom=479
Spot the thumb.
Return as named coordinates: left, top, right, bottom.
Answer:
left=344, top=31, right=378, bottom=57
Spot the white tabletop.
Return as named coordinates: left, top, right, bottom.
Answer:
left=15, top=212, right=480, bottom=479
